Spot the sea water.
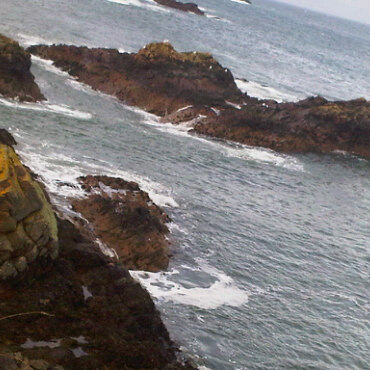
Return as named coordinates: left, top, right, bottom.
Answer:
left=0, top=0, right=369, bottom=368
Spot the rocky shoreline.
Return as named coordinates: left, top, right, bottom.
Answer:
left=28, top=41, right=370, bottom=159
left=0, top=130, right=195, bottom=369
left=0, top=34, right=196, bottom=369
left=0, top=34, right=44, bottom=102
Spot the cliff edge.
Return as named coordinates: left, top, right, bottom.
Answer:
left=0, top=34, right=45, bottom=102
left=0, top=130, right=194, bottom=369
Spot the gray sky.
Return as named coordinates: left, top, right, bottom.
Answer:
left=273, top=0, right=370, bottom=25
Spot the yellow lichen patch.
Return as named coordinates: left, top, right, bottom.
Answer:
left=137, top=42, right=216, bottom=65
left=0, top=144, right=58, bottom=280
left=0, top=145, right=10, bottom=185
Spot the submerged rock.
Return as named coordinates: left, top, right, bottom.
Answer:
left=0, top=134, right=58, bottom=281
left=153, top=0, right=204, bottom=15
left=0, top=34, right=45, bottom=102
left=72, top=175, right=171, bottom=272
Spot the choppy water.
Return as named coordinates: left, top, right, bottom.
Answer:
left=1, top=0, right=369, bottom=368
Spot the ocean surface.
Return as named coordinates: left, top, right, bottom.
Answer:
left=1, top=0, right=370, bottom=368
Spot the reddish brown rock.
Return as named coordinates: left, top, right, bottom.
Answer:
left=191, top=96, right=370, bottom=157
left=0, top=34, right=45, bottom=102
left=0, top=216, right=194, bottom=369
left=28, top=41, right=243, bottom=116
left=0, top=131, right=194, bottom=369
left=28, top=42, right=370, bottom=158
left=72, top=175, right=171, bottom=272
left=154, top=0, right=204, bottom=15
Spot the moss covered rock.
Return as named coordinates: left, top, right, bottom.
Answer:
left=0, top=140, right=58, bottom=281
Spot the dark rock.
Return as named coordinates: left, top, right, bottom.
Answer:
left=28, top=41, right=243, bottom=116
left=72, top=175, right=171, bottom=272
left=0, top=129, right=17, bottom=147
left=0, top=215, right=193, bottom=369
left=0, top=34, right=45, bottom=102
left=153, top=0, right=204, bottom=15
left=191, top=97, right=370, bottom=157
left=28, top=41, right=370, bottom=157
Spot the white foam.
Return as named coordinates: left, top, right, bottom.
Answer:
left=222, top=144, right=305, bottom=171
left=230, top=0, right=251, bottom=5
left=45, top=104, right=92, bottom=120
left=130, top=263, right=248, bottom=310
left=141, top=117, right=304, bottom=171
left=167, top=222, right=188, bottom=236
left=11, top=128, right=179, bottom=211
left=107, top=0, right=170, bottom=13
left=17, top=33, right=55, bottom=47
left=0, top=97, right=92, bottom=120
left=235, top=79, right=299, bottom=103
left=31, top=55, right=71, bottom=77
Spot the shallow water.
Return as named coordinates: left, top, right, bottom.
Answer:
left=1, top=0, right=369, bottom=368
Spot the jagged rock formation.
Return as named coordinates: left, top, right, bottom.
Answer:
left=0, top=217, right=194, bottom=369
left=28, top=41, right=242, bottom=116
left=0, top=34, right=45, bottom=102
left=154, top=0, right=204, bottom=15
left=72, top=175, right=171, bottom=272
left=0, top=131, right=194, bottom=369
left=28, top=42, right=370, bottom=158
left=0, top=137, right=58, bottom=281
left=191, top=96, right=370, bottom=157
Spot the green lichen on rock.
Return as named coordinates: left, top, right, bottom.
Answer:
left=138, top=41, right=216, bottom=65
left=0, top=143, right=58, bottom=280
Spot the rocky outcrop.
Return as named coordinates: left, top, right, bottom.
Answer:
left=191, top=96, right=370, bottom=157
left=28, top=42, right=370, bottom=158
left=0, top=136, right=58, bottom=281
left=0, top=34, right=45, bottom=102
left=153, top=0, right=204, bottom=15
left=0, top=131, right=194, bottom=369
left=28, top=42, right=243, bottom=116
left=0, top=217, right=194, bottom=369
left=72, top=175, right=171, bottom=272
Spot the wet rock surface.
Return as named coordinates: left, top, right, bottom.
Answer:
left=0, top=130, right=194, bottom=369
left=0, top=34, right=45, bottom=102
left=153, top=0, right=204, bottom=15
left=191, top=96, right=370, bottom=157
left=0, top=137, right=58, bottom=281
left=28, top=42, right=242, bottom=116
left=28, top=42, right=370, bottom=158
left=72, top=175, right=171, bottom=272
left=0, top=217, right=193, bottom=369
